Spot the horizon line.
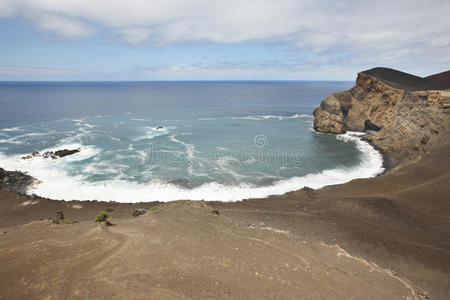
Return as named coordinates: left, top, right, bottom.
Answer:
left=0, top=79, right=354, bottom=83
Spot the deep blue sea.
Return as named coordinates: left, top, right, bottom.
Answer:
left=0, top=81, right=383, bottom=202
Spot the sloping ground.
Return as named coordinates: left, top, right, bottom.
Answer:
left=363, top=67, right=450, bottom=91
left=0, top=201, right=417, bottom=299
left=0, top=136, right=449, bottom=298
left=212, top=132, right=450, bottom=299
left=425, top=70, right=450, bottom=86
left=1, top=67, right=449, bottom=299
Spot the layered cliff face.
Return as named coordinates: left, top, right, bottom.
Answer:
left=313, top=68, right=450, bottom=166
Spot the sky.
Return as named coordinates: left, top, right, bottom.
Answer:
left=0, top=0, right=449, bottom=81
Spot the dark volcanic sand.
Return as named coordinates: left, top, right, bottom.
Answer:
left=363, top=67, right=450, bottom=91
left=0, top=130, right=449, bottom=299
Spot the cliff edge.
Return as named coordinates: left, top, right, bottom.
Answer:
left=313, top=67, right=450, bottom=166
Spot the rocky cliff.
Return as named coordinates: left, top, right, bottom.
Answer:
left=313, top=67, right=450, bottom=166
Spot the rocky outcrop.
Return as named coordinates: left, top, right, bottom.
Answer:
left=132, top=208, right=148, bottom=217
left=1, top=148, right=80, bottom=193
left=313, top=68, right=450, bottom=166
left=22, top=148, right=81, bottom=160
left=0, top=167, right=37, bottom=194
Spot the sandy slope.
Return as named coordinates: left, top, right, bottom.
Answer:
left=0, top=137, right=449, bottom=299
left=211, top=132, right=450, bottom=299
left=0, top=134, right=449, bottom=298
left=0, top=201, right=418, bottom=299
left=1, top=134, right=450, bottom=298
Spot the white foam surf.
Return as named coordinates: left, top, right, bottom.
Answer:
left=0, top=126, right=23, bottom=132
left=199, top=114, right=312, bottom=121
left=0, top=132, right=54, bottom=145
left=132, top=126, right=173, bottom=141
left=0, top=131, right=383, bottom=202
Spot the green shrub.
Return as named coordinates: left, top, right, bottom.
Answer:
left=59, top=219, right=78, bottom=224
left=94, top=211, right=110, bottom=223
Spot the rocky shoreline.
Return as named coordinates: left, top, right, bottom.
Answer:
left=1, top=69, right=449, bottom=198
left=0, top=167, right=37, bottom=195
left=0, top=148, right=82, bottom=195
left=313, top=67, right=450, bottom=167
left=359, top=136, right=393, bottom=174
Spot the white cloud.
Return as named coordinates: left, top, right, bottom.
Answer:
left=36, top=14, right=94, bottom=37
left=0, top=0, right=449, bottom=77
left=119, top=28, right=152, bottom=44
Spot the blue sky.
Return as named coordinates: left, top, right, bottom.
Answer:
left=0, top=0, right=449, bottom=81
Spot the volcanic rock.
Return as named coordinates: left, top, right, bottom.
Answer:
left=132, top=208, right=148, bottom=217
left=313, top=67, right=450, bottom=166
left=0, top=168, right=37, bottom=194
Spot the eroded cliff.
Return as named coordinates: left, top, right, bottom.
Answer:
left=313, top=68, right=450, bottom=166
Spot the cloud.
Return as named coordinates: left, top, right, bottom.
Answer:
left=0, top=0, right=449, bottom=77
left=36, top=15, right=95, bottom=37
left=119, top=28, right=152, bottom=44
left=0, top=65, right=97, bottom=80
left=0, top=64, right=134, bottom=81
left=0, top=1, right=447, bottom=44
left=131, top=59, right=365, bottom=81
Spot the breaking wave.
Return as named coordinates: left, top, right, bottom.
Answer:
left=0, top=132, right=383, bottom=202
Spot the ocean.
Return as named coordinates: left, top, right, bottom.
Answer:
left=0, top=81, right=383, bottom=202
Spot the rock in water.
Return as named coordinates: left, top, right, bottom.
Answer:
left=313, top=93, right=346, bottom=134
left=22, top=148, right=81, bottom=160
left=54, top=149, right=80, bottom=158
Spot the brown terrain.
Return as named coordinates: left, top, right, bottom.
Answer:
left=313, top=67, right=450, bottom=166
left=1, top=68, right=449, bottom=299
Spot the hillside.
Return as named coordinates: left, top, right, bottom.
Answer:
left=362, top=67, right=450, bottom=91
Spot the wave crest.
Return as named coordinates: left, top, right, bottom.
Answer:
left=0, top=131, right=383, bottom=202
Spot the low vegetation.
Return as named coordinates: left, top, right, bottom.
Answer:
left=59, top=219, right=79, bottom=224
left=94, top=211, right=110, bottom=223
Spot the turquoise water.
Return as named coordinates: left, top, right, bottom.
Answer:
left=0, top=81, right=383, bottom=202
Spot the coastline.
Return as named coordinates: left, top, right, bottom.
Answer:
left=1, top=68, right=449, bottom=298
left=361, top=134, right=394, bottom=175
left=1, top=129, right=449, bottom=298
left=0, top=127, right=385, bottom=202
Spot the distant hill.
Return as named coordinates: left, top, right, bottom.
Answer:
left=362, top=67, right=450, bottom=91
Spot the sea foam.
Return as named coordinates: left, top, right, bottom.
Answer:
left=0, top=132, right=383, bottom=202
